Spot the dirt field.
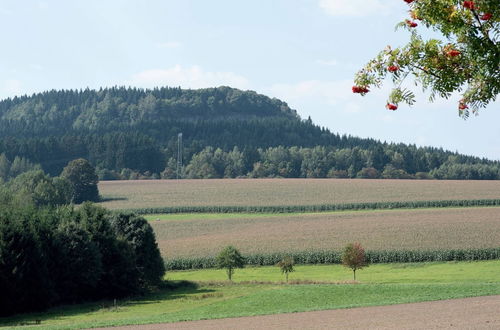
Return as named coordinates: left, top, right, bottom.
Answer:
left=99, top=295, right=500, bottom=329
left=98, top=178, right=500, bottom=210
left=151, top=207, right=500, bottom=258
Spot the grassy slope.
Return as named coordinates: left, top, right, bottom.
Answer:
left=3, top=261, right=499, bottom=329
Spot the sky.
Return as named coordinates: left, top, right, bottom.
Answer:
left=0, top=0, right=499, bottom=160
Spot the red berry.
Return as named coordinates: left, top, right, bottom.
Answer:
left=404, top=0, right=415, bottom=3
left=480, top=13, right=492, bottom=20
left=447, top=49, right=461, bottom=57
left=388, top=65, right=399, bottom=72
left=386, top=103, right=398, bottom=111
left=458, top=101, right=469, bottom=110
left=352, top=86, right=369, bottom=94
left=463, top=1, right=475, bottom=10
left=405, top=19, right=418, bottom=28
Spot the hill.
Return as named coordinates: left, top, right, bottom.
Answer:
left=0, top=86, right=498, bottom=179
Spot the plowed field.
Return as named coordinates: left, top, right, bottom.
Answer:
left=98, top=179, right=500, bottom=210
left=151, top=207, right=500, bottom=258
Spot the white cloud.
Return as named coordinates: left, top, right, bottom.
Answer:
left=156, top=41, right=182, bottom=49
left=127, top=65, right=250, bottom=89
left=318, top=0, right=396, bottom=17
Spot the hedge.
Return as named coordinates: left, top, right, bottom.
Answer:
left=164, top=248, right=500, bottom=270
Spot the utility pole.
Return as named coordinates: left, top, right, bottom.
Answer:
left=176, top=133, right=183, bottom=179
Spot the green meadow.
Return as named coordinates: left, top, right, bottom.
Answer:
left=2, top=261, right=499, bottom=329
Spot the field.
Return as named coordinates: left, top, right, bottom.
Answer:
left=98, top=178, right=500, bottom=210
left=149, top=207, right=500, bottom=259
left=5, top=178, right=500, bottom=329
left=3, top=261, right=500, bottom=329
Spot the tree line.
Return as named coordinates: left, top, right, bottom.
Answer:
left=0, top=202, right=165, bottom=316
left=162, top=145, right=500, bottom=180
left=0, top=87, right=497, bottom=179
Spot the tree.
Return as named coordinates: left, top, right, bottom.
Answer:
left=61, top=158, right=99, bottom=203
left=354, top=0, right=499, bottom=117
left=52, top=222, right=102, bottom=303
left=77, top=203, right=139, bottom=298
left=110, top=213, right=165, bottom=288
left=9, top=170, right=72, bottom=207
left=276, top=256, right=295, bottom=282
left=0, top=153, right=10, bottom=181
left=342, top=242, right=368, bottom=281
left=216, top=246, right=245, bottom=281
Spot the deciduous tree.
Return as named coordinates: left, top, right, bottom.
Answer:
left=277, top=256, right=295, bottom=282
left=354, top=0, right=499, bottom=117
left=216, top=246, right=245, bottom=281
left=61, top=158, right=99, bottom=203
left=342, top=242, right=368, bottom=280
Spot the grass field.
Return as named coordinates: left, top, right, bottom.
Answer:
left=166, top=260, right=500, bottom=284
left=98, top=178, right=500, bottom=210
left=3, top=261, right=500, bottom=329
left=149, top=207, right=500, bottom=258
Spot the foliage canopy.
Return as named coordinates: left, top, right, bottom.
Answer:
left=216, top=245, right=245, bottom=281
left=354, top=0, right=499, bottom=117
left=342, top=242, right=369, bottom=280
left=277, top=256, right=295, bottom=282
left=61, top=158, right=99, bottom=203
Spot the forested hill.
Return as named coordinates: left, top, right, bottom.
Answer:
left=0, top=86, right=498, bottom=180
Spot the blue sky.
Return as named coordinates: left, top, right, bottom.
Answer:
left=0, top=0, right=499, bottom=160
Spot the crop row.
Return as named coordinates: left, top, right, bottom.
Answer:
left=165, top=248, right=500, bottom=270
left=123, top=199, right=500, bottom=215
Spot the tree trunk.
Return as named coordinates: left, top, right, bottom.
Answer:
left=353, top=269, right=356, bottom=281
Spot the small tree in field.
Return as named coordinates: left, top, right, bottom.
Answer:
left=216, top=246, right=245, bottom=281
left=277, top=256, right=295, bottom=283
left=342, top=242, right=368, bottom=281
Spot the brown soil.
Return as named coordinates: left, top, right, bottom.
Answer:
left=98, top=178, right=500, bottom=210
left=152, top=207, right=500, bottom=258
left=95, top=295, right=500, bottom=329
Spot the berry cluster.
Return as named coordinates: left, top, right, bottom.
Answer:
left=463, top=1, right=475, bottom=10
left=405, top=19, right=418, bottom=28
left=387, top=65, right=399, bottom=72
left=480, top=13, right=492, bottom=21
left=458, top=100, right=469, bottom=110
left=352, top=86, right=369, bottom=94
left=386, top=103, right=398, bottom=111
left=446, top=49, right=461, bottom=57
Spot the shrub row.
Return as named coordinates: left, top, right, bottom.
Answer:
left=123, top=199, right=500, bottom=215
left=165, top=248, right=500, bottom=270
